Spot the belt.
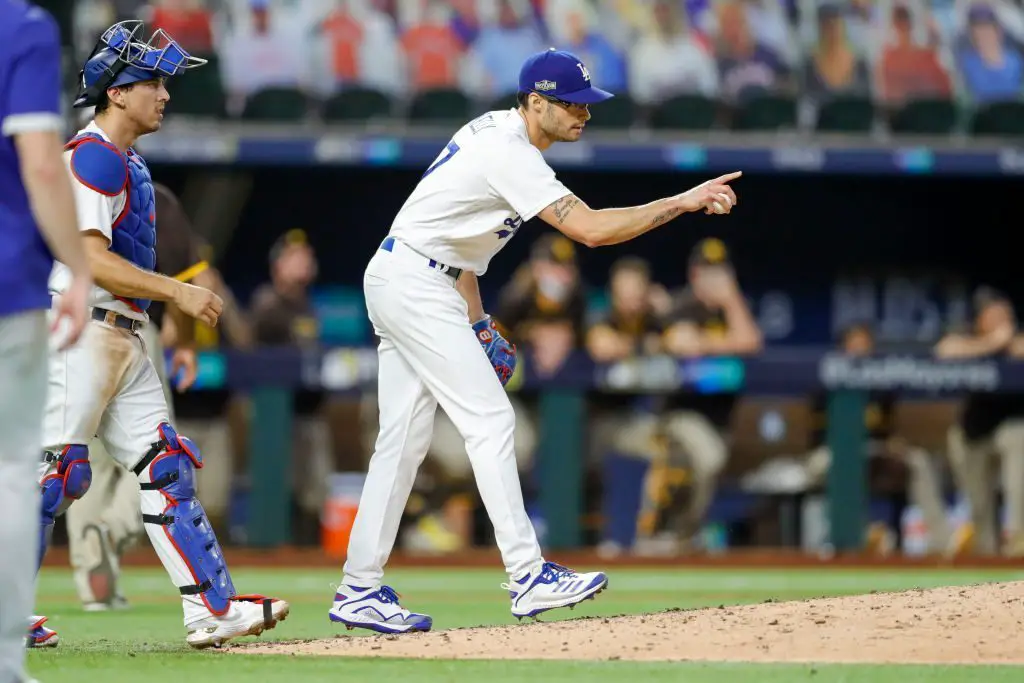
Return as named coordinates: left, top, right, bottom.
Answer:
left=379, top=236, right=462, bottom=281
left=92, top=307, right=144, bottom=333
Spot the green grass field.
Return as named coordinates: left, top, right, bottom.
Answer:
left=28, top=565, right=1024, bottom=682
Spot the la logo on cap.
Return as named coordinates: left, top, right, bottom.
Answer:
left=577, top=63, right=590, bottom=81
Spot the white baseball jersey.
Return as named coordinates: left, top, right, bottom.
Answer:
left=388, top=109, right=572, bottom=275
left=48, top=121, right=146, bottom=321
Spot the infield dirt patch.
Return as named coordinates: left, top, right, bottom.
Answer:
left=237, top=581, right=1024, bottom=664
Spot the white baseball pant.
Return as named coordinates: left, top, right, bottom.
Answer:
left=0, top=311, right=48, bottom=683
left=38, top=309, right=220, bottom=625
left=342, top=240, right=542, bottom=587
left=65, top=320, right=170, bottom=606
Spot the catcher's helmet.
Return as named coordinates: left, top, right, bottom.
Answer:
left=74, top=20, right=206, bottom=109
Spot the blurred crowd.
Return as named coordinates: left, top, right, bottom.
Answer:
left=69, top=0, right=1024, bottom=131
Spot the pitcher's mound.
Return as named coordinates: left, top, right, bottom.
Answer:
left=236, top=581, right=1024, bottom=664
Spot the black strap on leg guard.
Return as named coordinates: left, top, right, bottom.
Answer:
left=132, top=439, right=166, bottom=477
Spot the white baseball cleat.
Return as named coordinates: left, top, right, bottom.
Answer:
left=504, top=562, right=608, bottom=619
left=329, top=585, right=433, bottom=634
left=25, top=616, right=58, bottom=648
left=185, top=595, right=290, bottom=649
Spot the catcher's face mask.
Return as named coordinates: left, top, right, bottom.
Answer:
left=74, top=20, right=206, bottom=108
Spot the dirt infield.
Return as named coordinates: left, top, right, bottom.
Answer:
left=236, top=581, right=1024, bottom=664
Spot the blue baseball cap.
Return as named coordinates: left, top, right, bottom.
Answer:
left=518, top=49, right=614, bottom=105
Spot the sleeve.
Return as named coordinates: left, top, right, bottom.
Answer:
left=1, top=8, right=64, bottom=137
left=486, top=139, right=571, bottom=222
left=63, top=149, right=121, bottom=241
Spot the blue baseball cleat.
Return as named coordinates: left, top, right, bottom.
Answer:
left=329, top=585, right=433, bottom=634
left=504, top=562, right=608, bottom=619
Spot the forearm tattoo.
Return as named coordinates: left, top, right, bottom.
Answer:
left=552, top=195, right=581, bottom=225
left=648, top=207, right=683, bottom=230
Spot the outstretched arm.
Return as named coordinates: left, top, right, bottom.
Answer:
left=537, top=172, right=742, bottom=248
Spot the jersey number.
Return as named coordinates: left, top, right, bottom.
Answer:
left=422, top=141, right=460, bottom=179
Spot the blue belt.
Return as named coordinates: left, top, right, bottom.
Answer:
left=379, top=237, right=463, bottom=281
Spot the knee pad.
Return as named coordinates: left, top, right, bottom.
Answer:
left=133, top=422, right=236, bottom=615
left=39, top=445, right=92, bottom=568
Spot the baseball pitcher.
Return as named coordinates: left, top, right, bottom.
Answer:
left=0, top=1, right=91, bottom=677
left=329, top=48, right=741, bottom=634
left=29, top=20, right=288, bottom=650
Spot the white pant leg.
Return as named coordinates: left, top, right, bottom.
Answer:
left=67, top=321, right=164, bottom=603
left=0, top=311, right=48, bottom=683
left=343, top=336, right=438, bottom=587
left=95, top=328, right=220, bottom=623
left=346, top=248, right=542, bottom=581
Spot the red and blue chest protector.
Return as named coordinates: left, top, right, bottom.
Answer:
left=65, top=132, right=157, bottom=312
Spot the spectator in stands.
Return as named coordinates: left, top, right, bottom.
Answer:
left=649, top=238, right=762, bottom=553
left=219, top=2, right=311, bottom=115
left=319, top=0, right=405, bottom=96
left=628, top=0, right=719, bottom=104
left=937, top=286, right=1024, bottom=556
left=498, top=234, right=586, bottom=377
left=713, top=0, right=792, bottom=104
left=400, top=0, right=464, bottom=91
left=877, top=3, right=953, bottom=108
left=802, top=322, right=952, bottom=556
left=802, top=3, right=871, bottom=105
left=955, top=3, right=1024, bottom=104
left=251, top=229, right=320, bottom=347
left=148, top=0, right=214, bottom=56
left=586, top=256, right=665, bottom=473
left=544, top=0, right=628, bottom=95
left=461, top=0, right=545, bottom=99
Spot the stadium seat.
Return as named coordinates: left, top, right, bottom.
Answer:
left=408, top=88, right=472, bottom=123
left=889, top=98, right=958, bottom=135
left=165, top=53, right=226, bottom=118
left=970, top=101, right=1024, bottom=137
left=322, top=86, right=393, bottom=122
left=585, top=93, right=635, bottom=130
left=649, top=94, right=718, bottom=130
left=241, top=87, right=309, bottom=122
left=731, top=94, right=798, bottom=131
left=815, top=95, right=875, bottom=133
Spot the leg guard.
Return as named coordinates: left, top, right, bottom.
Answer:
left=134, top=422, right=237, bottom=615
left=38, top=445, right=92, bottom=568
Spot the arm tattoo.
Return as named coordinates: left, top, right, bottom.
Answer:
left=648, top=207, right=683, bottom=230
left=551, top=195, right=581, bottom=225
